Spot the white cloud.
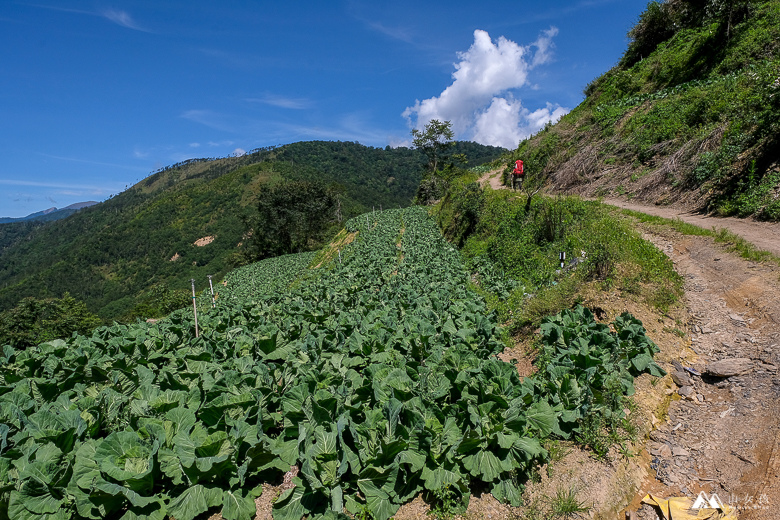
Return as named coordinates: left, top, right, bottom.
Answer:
left=402, top=28, right=569, bottom=149
left=473, top=99, right=568, bottom=149
left=366, top=21, right=414, bottom=43
left=473, top=98, right=524, bottom=150
left=39, top=153, right=147, bottom=171
left=526, top=103, right=569, bottom=132
left=232, top=148, right=247, bottom=157
left=100, top=9, right=149, bottom=32
left=181, top=110, right=237, bottom=133
left=531, top=27, right=559, bottom=67
left=0, top=179, right=120, bottom=192
left=247, top=94, right=311, bottom=110
left=207, top=140, right=235, bottom=147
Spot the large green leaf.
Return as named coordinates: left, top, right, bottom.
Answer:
left=491, top=477, right=522, bottom=507
left=462, top=450, right=502, bottom=482
left=524, top=400, right=557, bottom=437
left=420, top=465, right=462, bottom=491
left=223, top=488, right=256, bottom=520
left=96, top=432, right=156, bottom=486
left=8, top=489, right=69, bottom=520
left=272, top=477, right=326, bottom=520
left=167, top=485, right=222, bottom=520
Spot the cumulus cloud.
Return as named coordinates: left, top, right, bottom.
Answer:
left=403, top=28, right=568, bottom=149
left=472, top=98, right=524, bottom=150
left=232, top=148, right=247, bottom=157
left=472, top=99, right=568, bottom=149
left=531, top=27, right=559, bottom=67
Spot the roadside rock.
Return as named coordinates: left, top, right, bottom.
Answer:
left=678, top=385, right=694, bottom=397
left=706, top=358, right=753, bottom=377
left=671, top=370, right=693, bottom=387
left=672, top=446, right=690, bottom=457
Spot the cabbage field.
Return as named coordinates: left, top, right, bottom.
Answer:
left=0, top=207, right=663, bottom=520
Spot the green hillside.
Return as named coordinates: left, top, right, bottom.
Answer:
left=506, top=0, right=780, bottom=218
left=0, top=141, right=503, bottom=320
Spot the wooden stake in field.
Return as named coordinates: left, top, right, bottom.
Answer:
left=207, top=275, right=216, bottom=308
left=190, top=278, right=199, bottom=338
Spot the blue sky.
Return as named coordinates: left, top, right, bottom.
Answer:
left=1, top=0, right=646, bottom=218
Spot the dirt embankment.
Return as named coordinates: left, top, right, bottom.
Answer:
left=625, top=227, right=780, bottom=520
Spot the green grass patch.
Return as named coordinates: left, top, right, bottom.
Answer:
left=619, top=208, right=780, bottom=266
left=437, top=186, right=683, bottom=329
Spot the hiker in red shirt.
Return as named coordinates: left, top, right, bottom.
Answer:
left=511, top=159, right=524, bottom=190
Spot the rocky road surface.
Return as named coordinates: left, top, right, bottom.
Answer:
left=593, top=199, right=780, bottom=520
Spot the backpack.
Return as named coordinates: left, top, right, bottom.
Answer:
left=513, top=160, right=524, bottom=175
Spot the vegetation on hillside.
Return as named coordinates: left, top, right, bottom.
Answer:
left=0, top=221, right=47, bottom=255
left=435, top=171, right=683, bottom=329
left=0, top=208, right=663, bottom=520
left=0, top=293, right=102, bottom=349
left=238, top=181, right=341, bottom=262
left=0, top=141, right=504, bottom=321
left=506, top=0, right=780, bottom=218
left=413, top=120, right=483, bottom=205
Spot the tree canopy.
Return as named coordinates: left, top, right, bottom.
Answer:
left=243, top=180, right=340, bottom=260
left=411, top=119, right=455, bottom=174
left=0, top=293, right=102, bottom=349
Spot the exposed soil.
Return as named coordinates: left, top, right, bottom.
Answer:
left=194, top=235, right=216, bottom=247
left=479, top=168, right=507, bottom=191
left=476, top=172, right=780, bottom=518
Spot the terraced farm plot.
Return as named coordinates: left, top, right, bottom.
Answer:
left=0, top=207, right=663, bottom=520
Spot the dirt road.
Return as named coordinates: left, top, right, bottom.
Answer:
left=628, top=228, right=780, bottom=519
left=595, top=199, right=780, bottom=519
left=601, top=198, right=780, bottom=258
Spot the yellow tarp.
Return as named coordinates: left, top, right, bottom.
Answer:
left=642, top=494, right=738, bottom=520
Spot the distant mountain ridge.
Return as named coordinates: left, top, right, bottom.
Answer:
left=0, top=140, right=505, bottom=320
left=0, top=201, right=98, bottom=224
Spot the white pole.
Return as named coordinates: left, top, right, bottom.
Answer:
left=207, top=275, right=215, bottom=308
left=190, top=279, right=199, bottom=338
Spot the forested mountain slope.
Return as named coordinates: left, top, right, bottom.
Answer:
left=508, top=0, right=780, bottom=219
left=0, top=141, right=504, bottom=320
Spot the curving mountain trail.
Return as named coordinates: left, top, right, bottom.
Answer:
left=599, top=198, right=780, bottom=258
left=591, top=199, right=780, bottom=519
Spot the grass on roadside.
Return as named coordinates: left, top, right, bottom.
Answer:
left=620, top=208, right=780, bottom=266
left=518, top=485, right=591, bottom=520
left=435, top=183, right=684, bottom=331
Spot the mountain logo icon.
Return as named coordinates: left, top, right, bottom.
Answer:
left=691, top=491, right=725, bottom=510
